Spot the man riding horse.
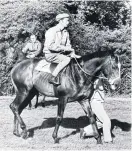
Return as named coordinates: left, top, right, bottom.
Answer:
left=43, top=13, right=81, bottom=86
left=9, top=12, right=121, bottom=144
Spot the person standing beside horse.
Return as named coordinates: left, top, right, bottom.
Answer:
left=22, top=34, right=42, bottom=59
left=43, top=13, right=81, bottom=86
left=80, top=78, right=113, bottom=143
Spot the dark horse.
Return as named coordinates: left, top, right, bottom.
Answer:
left=10, top=51, right=121, bottom=144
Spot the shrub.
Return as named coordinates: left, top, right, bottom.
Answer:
left=0, top=0, right=131, bottom=96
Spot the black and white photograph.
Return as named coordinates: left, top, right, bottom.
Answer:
left=0, top=0, right=131, bottom=150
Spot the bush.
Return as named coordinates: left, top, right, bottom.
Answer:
left=0, top=0, right=131, bottom=96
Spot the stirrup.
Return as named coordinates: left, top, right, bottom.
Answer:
left=49, top=76, right=60, bottom=86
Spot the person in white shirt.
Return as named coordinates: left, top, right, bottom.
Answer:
left=22, top=34, right=41, bottom=59
left=43, top=13, right=81, bottom=86
left=80, top=79, right=113, bottom=143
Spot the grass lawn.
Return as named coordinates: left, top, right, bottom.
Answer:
left=0, top=96, right=131, bottom=151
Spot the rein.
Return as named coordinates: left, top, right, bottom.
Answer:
left=74, top=57, right=108, bottom=80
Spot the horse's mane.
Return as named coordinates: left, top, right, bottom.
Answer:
left=82, top=49, right=114, bottom=62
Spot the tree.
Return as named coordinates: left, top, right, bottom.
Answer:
left=0, top=0, right=131, bottom=95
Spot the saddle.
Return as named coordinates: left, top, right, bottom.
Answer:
left=35, top=59, right=57, bottom=74
left=34, top=59, right=60, bottom=87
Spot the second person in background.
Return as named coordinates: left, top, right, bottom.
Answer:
left=22, top=34, right=42, bottom=59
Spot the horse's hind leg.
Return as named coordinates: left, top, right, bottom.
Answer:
left=13, top=108, right=23, bottom=137
left=78, top=99, right=102, bottom=144
left=13, top=115, right=20, bottom=137
left=41, top=95, right=45, bottom=107
left=52, top=97, right=67, bottom=143
left=34, top=92, right=39, bottom=108
left=10, top=92, right=29, bottom=139
left=10, top=88, right=38, bottom=139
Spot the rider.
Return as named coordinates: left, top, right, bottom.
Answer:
left=80, top=78, right=113, bottom=143
left=43, top=13, right=81, bottom=86
left=22, top=34, right=42, bottom=59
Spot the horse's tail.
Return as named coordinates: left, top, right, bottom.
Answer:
left=11, top=68, right=18, bottom=93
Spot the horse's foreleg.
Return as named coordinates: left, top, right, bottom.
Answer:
left=78, top=99, right=102, bottom=144
left=35, top=92, right=39, bottom=108
left=52, top=97, right=67, bottom=143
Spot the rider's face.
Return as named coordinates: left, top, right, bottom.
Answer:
left=30, top=35, right=36, bottom=43
left=62, top=18, right=69, bottom=28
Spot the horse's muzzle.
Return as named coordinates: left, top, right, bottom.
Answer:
left=109, top=77, right=121, bottom=91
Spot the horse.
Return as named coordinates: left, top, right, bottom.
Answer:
left=10, top=50, right=121, bottom=144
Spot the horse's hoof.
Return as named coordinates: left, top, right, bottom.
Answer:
left=41, top=103, right=45, bottom=107
left=28, top=106, right=36, bottom=110
left=35, top=105, right=38, bottom=108
left=104, top=140, right=113, bottom=144
left=97, top=138, right=103, bottom=144
left=54, top=138, right=59, bottom=144
left=13, top=131, right=20, bottom=137
left=21, top=131, right=28, bottom=139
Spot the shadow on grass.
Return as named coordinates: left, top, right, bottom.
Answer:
left=111, top=119, right=131, bottom=131
left=28, top=117, right=131, bottom=139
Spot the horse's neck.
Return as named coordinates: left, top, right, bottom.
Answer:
left=83, top=57, right=104, bottom=78
left=60, top=57, right=105, bottom=86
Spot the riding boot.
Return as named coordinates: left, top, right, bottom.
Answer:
left=49, top=76, right=60, bottom=86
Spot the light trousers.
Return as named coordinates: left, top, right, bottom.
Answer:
left=45, top=53, right=71, bottom=77
left=84, top=99, right=112, bottom=142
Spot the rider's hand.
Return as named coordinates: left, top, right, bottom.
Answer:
left=27, top=54, right=35, bottom=58
left=64, top=48, right=74, bottom=52
left=69, top=48, right=74, bottom=52
left=58, top=46, right=74, bottom=53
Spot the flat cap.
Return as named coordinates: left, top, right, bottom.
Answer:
left=56, top=13, right=69, bottom=22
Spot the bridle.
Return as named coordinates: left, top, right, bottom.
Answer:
left=74, top=57, right=108, bottom=80
left=74, top=56, right=121, bottom=85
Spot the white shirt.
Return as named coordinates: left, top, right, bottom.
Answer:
left=43, top=24, right=72, bottom=54
left=22, top=40, right=41, bottom=58
left=91, top=79, right=105, bottom=102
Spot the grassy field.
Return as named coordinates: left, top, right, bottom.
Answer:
left=0, top=96, right=131, bottom=151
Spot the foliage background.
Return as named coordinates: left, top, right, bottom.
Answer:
left=0, top=0, right=131, bottom=96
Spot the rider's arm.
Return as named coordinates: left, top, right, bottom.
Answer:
left=43, top=29, right=61, bottom=53
left=63, top=32, right=74, bottom=52
left=43, top=29, right=73, bottom=53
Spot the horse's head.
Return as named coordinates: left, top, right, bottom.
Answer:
left=102, top=55, right=121, bottom=90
